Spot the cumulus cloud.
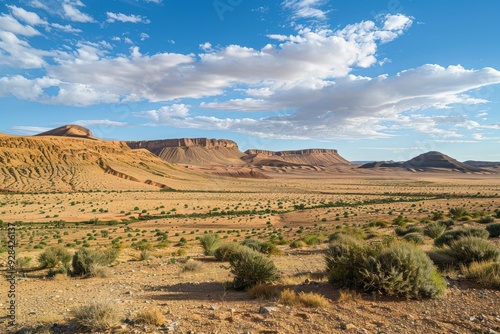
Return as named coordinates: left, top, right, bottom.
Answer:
left=51, top=23, right=82, bottom=33
left=282, top=0, right=330, bottom=20
left=62, top=1, right=94, bottom=23
left=0, top=14, right=41, bottom=36
left=106, top=12, right=150, bottom=24
left=7, top=5, right=47, bottom=26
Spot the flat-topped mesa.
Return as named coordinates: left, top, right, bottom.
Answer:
left=36, top=125, right=97, bottom=140
left=245, top=148, right=339, bottom=156
left=126, top=138, right=246, bottom=166
left=244, top=148, right=352, bottom=166
left=127, top=138, right=239, bottom=151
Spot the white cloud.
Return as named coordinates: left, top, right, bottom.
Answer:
left=0, top=31, right=52, bottom=68
left=7, top=5, right=47, bottom=26
left=51, top=23, right=82, bottom=33
left=282, top=0, right=330, bottom=20
left=62, top=1, right=94, bottom=23
left=199, top=42, right=212, bottom=51
left=140, top=33, right=149, bottom=41
left=11, top=126, right=53, bottom=135
left=143, top=0, right=162, bottom=3
left=73, top=120, right=129, bottom=127
left=0, top=14, right=41, bottom=36
left=106, top=12, right=150, bottom=24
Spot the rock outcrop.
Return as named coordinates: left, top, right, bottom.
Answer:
left=36, top=125, right=98, bottom=140
left=126, top=138, right=246, bottom=166
left=244, top=148, right=352, bottom=167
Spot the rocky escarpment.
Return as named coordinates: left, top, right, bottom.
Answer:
left=244, top=148, right=352, bottom=167
left=126, top=138, right=246, bottom=166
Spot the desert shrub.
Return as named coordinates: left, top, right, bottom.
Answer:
left=486, top=223, right=500, bottom=238
left=326, top=238, right=445, bottom=298
left=72, top=247, right=119, bottom=276
left=214, top=242, right=242, bottom=261
left=182, top=259, right=203, bottom=272
left=16, top=256, right=32, bottom=270
left=478, top=216, right=495, bottom=224
left=424, top=222, right=447, bottom=239
left=240, top=238, right=262, bottom=251
left=438, top=219, right=455, bottom=228
left=328, top=229, right=366, bottom=242
left=395, top=225, right=423, bottom=237
left=403, top=232, right=425, bottom=245
left=446, top=237, right=500, bottom=265
left=496, top=210, right=500, bottom=219
left=300, top=233, right=325, bottom=246
left=325, top=234, right=370, bottom=287
left=392, top=215, right=412, bottom=227
left=247, top=282, right=284, bottom=299
left=278, top=288, right=298, bottom=306
left=367, top=220, right=389, bottom=228
left=449, top=207, right=469, bottom=218
left=361, top=243, right=446, bottom=298
left=199, top=233, right=221, bottom=256
left=434, top=228, right=489, bottom=247
left=259, top=241, right=282, bottom=255
left=135, top=307, right=166, bottom=326
left=71, top=301, right=121, bottom=331
left=139, top=250, right=150, bottom=261
left=229, top=247, right=279, bottom=289
left=289, top=240, right=307, bottom=248
left=462, top=261, right=500, bottom=288
left=38, top=246, right=71, bottom=268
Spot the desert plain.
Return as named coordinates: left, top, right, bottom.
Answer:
left=0, top=129, right=500, bottom=334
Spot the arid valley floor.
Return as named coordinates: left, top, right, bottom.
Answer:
left=1, top=129, right=500, bottom=333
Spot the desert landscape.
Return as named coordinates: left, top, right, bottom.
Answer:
left=0, top=126, right=499, bottom=333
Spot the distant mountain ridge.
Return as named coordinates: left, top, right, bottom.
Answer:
left=36, top=125, right=98, bottom=140
left=243, top=148, right=352, bottom=167
left=360, top=151, right=487, bottom=173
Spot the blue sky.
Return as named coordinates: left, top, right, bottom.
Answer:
left=1, top=0, right=499, bottom=161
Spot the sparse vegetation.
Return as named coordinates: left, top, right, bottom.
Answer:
left=486, top=223, right=500, bottom=237
left=446, top=237, right=500, bottom=265
left=199, top=233, right=222, bottom=256
left=38, top=246, right=71, bottom=268
left=135, top=307, right=166, bottom=326
left=71, top=301, right=121, bottom=331
left=230, top=246, right=280, bottom=289
left=434, top=228, right=490, bottom=247
left=462, top=261, right=500, bottom=288
left=72, top=247, right=119, bottom=276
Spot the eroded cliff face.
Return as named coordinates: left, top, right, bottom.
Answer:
left=126, top=138, right=246, bottom=165
left=244, top=148, right=352, bottom=166
left=127, top=138, right=239, bottom=151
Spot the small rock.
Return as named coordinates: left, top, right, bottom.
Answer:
left=210, top=305, right=217, bottom=310
left=341, top=323, right=357, bottom=331
left=259, top=306, right=278, bottom=314
left=469, top=316, right=476, bottom=322
left=487, top=329, right=496, bottom=334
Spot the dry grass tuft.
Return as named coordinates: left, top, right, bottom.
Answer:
left=337, top=289, right=362, bottom=304
left=247, top=282, right=284, bottom=300
left=462, top=261, right=500, bottom=288
left=135, top=307, right=166, bottom=326
left=71, top=301, right=121, bottom=331
left=182, top=259, right=203, bottom=272
left=278, top=289, right=329, bottom=308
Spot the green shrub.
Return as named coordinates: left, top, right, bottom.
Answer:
left=38, top=246, right=72, bottom=268
left=438, top=219, right=455, bottom=228
left=434, top=228, right=489, bottom=247
left=462, top=261, right=500, bottom=288
left=446, top=237, right=500, bottom=265
left=478, top=216, right=495, bottom=224
left=199, top=233, right=221, bottom=256
left=259, top=241, right=282, bottom=255
left=360, top=242, right=446, bottom=298
left=326, top=237, right=446, bottom=299
left=300, top=233, right=325, bottom=246
left=403, top=232, right=425, bottom=244
left=72, top=247, right=119, bottom=276
left=424, top=222, right=447, bottom=239
left=290, top=240, right=307, bottom=248
left=214, top=243, right=242, bottom=261
left=240, top=239, right=262, bottom=251
left=325, top=234, right=371, bottom=288
left=395, top=225, right=423, bottom=237
left=449, top=207, right=469, bottom=218
left=229, top=247, right=279, bottom=290
left=486, top=223, right=500, bottom=238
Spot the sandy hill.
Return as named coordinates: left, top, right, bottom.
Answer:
left=36, top=124, right=98, bottom=140
left=360, top=151, right=487, bottom=173
left=244, top=149, right=352, bottom=167
left=126, top=138, right=247, bottom=166
left=0, top=129, right=211, bottom=192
